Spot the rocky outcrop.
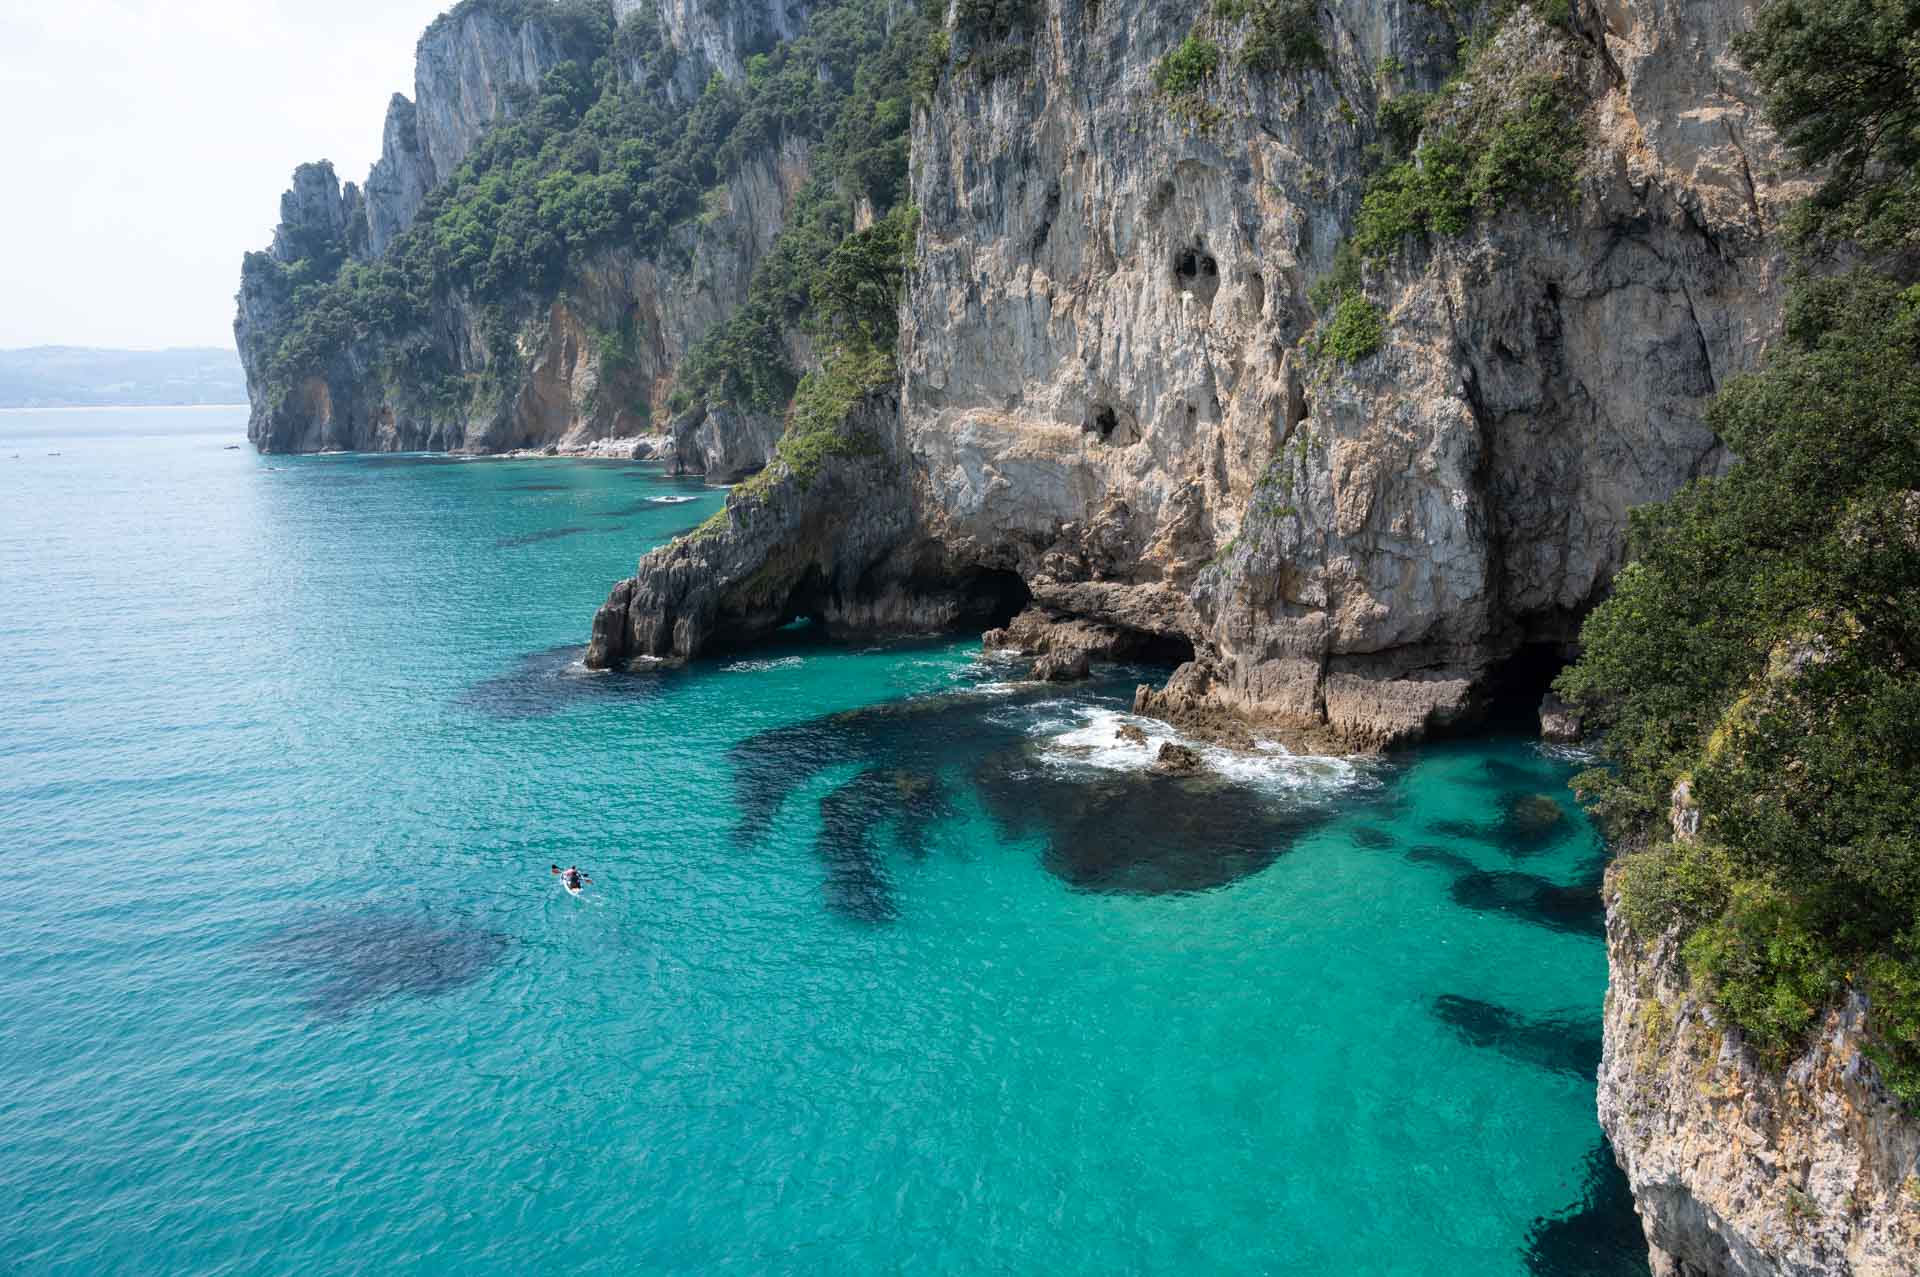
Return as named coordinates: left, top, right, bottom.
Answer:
left=586, top=391, right=1028, bottom=665
left=669, top=402, right=785, bottom=482
left=236, top=0, right=812, bottom=463
left=364, top=96, right=433, bottom=258
left=891, top=0, right=1800, bottom=749
left=589, top=0, right=1798, bottom=752
left=1600, top=891, right=1920, bottom=1275
left=628, top=0, right=819, bottom=104
left=1540, top=691, right=1584, bottom=742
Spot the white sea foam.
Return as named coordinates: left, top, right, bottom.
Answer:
left=720, top=655, right=803, bottom=673
left=965, top=680, right=1030, bottom=697
left=1031, top=705, right=1373, bottom=798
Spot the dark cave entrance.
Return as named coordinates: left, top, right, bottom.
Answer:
left=1115, top=628, right=1196, bottom=668
left=1173, top=242, right=1220, bottom=305
left=1477, top=642, right=1575, bottom=735
left=956, top=568, right=1033, bottom=633
left=771, top=566, right=1032, bottom=640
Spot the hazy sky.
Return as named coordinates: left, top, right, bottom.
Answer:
left=0, top=0, right=451, bottom=351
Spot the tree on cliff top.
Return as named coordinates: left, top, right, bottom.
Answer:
left=1560, top=0, right=1920, bottom=1103
left=1737, top=0, right=1920, bottom=250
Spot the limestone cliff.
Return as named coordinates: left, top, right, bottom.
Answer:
left=589, top=0, right=1798, bottom=753
left=1598, top=781, right=1920, bottom=1276
left=235, top=0, right=815, bottom=462
left=1602, top=913, right=1920, bottom=1276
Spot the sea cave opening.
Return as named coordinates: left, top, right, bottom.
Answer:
left=1478, top=642, right=1575, bottom=735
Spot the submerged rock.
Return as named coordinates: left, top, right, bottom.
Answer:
left=1031, top=650, right=1091, bottom=682
left=1151, top=742, right=1202, bottom=775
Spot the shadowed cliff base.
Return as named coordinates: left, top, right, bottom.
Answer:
left=457, top=644, right=663, bottom=719
left=1522, top=1141, right=1653, bottom=1277
left=730, top=674, right=1342, bottom=920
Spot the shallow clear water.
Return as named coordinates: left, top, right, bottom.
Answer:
left=0, top=407, right=1647, bottom=1274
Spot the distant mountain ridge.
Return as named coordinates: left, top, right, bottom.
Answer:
left=0, top=346, right=246, bottom=408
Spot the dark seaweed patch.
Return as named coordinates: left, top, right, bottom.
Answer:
left=493, top=525, right=591, bottom=549
left=262, top=909, right=509, bottom=1018
left=812, top=768, right=955, bottom=922
left=1431, top=995, right=1603, bottom=1078
left=730, top=675, right=1325, bottom=918
left=458, top=644, right=661, bottom=718
left=1404, top=845, right=1478, bottom=875
left=976, top=753, right=1318, bottom=895
left=1428, top=818, right=1495, bottom=846
left=1450, top=870, right=1604, bottom=937
left=1349, top=824, right=1396, bottom=849
left=511, top=482, right=570, bottom=492
left=1521, top=1141, right=1653, bottom=1276
left=1427, top=792, right=1570, bottom=859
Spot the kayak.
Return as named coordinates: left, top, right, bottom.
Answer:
left=560, top=875, right=583, bottom=897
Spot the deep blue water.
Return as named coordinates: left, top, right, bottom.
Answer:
left=0, top=407, right=1647, bottom=1274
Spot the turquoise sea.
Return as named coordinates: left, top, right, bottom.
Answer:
left=0, top=406, right=1648, bottom=1274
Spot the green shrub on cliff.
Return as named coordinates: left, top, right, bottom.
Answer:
left=1153, top=36, right=1221, bottom=96
left=1235, top=0, right=1326, bottom=75
left=1351, top=74, right=1583, bottom=261
left=1558, top=1, right=1920, bottom=1096
left=1317, top=294, right=1384, bottom=362
left=1560, top=268, right=1920, bottom=1097
left=249, top=0, right=929, bottom=411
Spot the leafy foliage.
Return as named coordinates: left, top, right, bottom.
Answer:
left=1318, top=294, right=1384, bottom=362
left=1237, top=0, right=1327, bottom=74
left=1560, top=2, right=1920, bottom=1098
left=1153, top=35, right=1221, bottom=96
left=1560, top=272, right=1920, bottom=1096
left=1736, top=0, right=1920, bottom=250
left=1351, top=75, right=1583, bottom=261
left=246, top=0, right=927, bottom=413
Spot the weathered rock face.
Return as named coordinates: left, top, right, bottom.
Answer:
left=895, top=0, right=1798, bottom=748
left=364, top=95, right=433, bottom=259
left=236, top=0, right=813, bottom=464
left=589, top=0, right=1798, bottom=749
left=669, top=402, right=786, bottom=482
left=1600, top=887, right=1920, bottom=1276
left=586, top=392, right=1028, bottom=665
left=624, top=0, right=818, bottom=104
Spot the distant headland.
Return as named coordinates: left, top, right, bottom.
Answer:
left=0, top=346, right=244, bottom=409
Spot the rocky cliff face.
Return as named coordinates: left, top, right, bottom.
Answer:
left=628, top=0, right=815, bottom=104
left=592, top=0, right=1798, bottom=750
left=235, top=0, right=812, bottom=462
left=1599, top=790, right=1920, bottom=1275
left=237, top=138, right=807, bottom=457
